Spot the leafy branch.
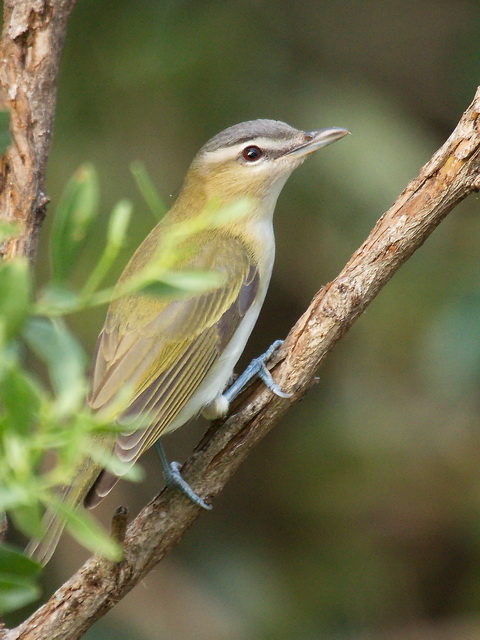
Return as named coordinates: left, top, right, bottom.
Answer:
left=0, top=158, right=250, bottom=614
left=1, top=86, right=478, bottom=640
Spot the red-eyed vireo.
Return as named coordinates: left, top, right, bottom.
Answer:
left=28, top=119, right=349, bottom=564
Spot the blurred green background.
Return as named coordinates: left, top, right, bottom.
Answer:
left=21, top=0, right=480, bottom=638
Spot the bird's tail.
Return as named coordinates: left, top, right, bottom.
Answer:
left=25, top=459, right=102, bottom=566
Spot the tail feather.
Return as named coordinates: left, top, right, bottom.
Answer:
left=26, top=459, right=104, bottom=566
left=25, top=503, right=71, bottom=566
left=84, top=468, right=121, bottom=508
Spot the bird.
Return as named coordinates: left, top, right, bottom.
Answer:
left=27, top=119, right=349, bottom=564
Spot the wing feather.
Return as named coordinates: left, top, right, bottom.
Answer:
left=86, top=232, right=260, bottom=503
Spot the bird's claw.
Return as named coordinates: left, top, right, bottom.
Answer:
left=224, top=339, right=291, bottom=402
left=166, top=461, right=212, bottom=510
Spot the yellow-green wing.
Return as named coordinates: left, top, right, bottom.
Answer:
left=87, top=231, right=258, bottom=504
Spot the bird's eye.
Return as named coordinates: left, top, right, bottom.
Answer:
left=242, top=145, right=263, bottom=161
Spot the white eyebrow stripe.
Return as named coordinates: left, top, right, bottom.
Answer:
left=203, top=137, right=293, bottom=163
left=203, top=146, right=241, bottom=164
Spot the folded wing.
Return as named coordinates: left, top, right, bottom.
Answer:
left=86, top=231, right=259, bottom=505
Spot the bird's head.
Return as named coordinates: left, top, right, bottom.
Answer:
left=185, top=119, right=349, bottom=205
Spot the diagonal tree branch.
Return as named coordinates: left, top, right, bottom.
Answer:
left=0, top=0, right=77, bottom=263
left=4, top=88, right=480, bottom=640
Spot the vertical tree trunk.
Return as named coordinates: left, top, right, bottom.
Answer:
left=0, top=0, right=77, bottom=263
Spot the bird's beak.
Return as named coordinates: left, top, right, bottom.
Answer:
left=284, top=127, right=350, bottom=158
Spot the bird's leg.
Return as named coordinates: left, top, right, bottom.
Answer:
left=155, top=441, right=212, bottom=510
left=159, top=341, right=289, bottom=510
left=224, top=339, right=291, bottom=404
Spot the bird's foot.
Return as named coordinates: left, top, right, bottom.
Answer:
left=224, top=339, right=291, bottom=403
left=155, top=442, right=212, bottom=510
left=165, top=461, right=212, bottom=510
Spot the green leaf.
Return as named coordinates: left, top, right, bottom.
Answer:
left=0, top=544, right=41, bottom=577
left=0, top=577, right=40, bottom=614
left=80, top=200, right=133, bottom=300
left=35, top=283, right=80, bottom=315
left=107, top=199, right=132, bottom=247
left=0, top=259, right=32, bottom=340
left=139, top=281, right=187, bottom=298
left=130, top=160, right=167, bottom=220
left=0, top=544, right=41, bottom=613
left=161, top=269, right=224, bottom=292
left=0, top=365, right=44, bottom=435
left=0, top=486, right=30, bottom=512
left=207, top=196, right=252, bottom=226
left=0, top=110, right=11, bottom=155
left=52, top=500, right=122, bottom=561
left=22, top=317, right=86, bottom=416
left=138, top=270, right=223, bottom=299
left=10, top=503, right=44, bottom=539
left=51, top=163, right=99, bottom=283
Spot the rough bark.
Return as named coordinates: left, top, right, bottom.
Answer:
left=0, top=0, right=77, bottom=263
left=2, top=88, right=479, bottom=640
left=0, top=0, right=75, bottom=633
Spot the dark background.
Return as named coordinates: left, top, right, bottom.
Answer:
left=32, top=1, right=480, bottom=638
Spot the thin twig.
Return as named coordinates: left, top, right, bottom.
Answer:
left=110, top=506, right=128, bottom=548
left=4, top=88, right=479, bottom=640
